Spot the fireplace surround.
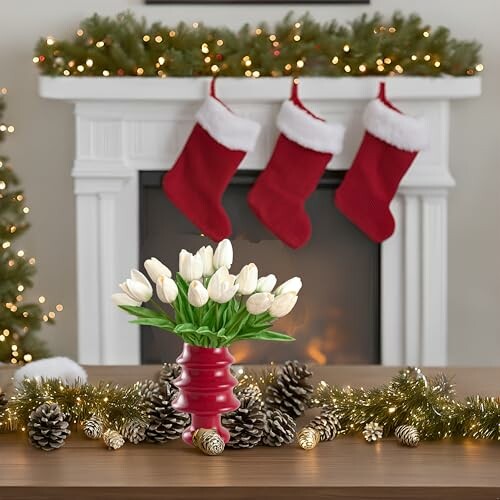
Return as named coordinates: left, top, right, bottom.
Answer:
left=39, top=76, right=481, bottom=365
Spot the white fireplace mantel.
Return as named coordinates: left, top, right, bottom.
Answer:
left=39, top=76, right=481, bottom=365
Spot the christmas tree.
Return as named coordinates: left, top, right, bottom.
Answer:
left=0, top=87, right=56, bottom=364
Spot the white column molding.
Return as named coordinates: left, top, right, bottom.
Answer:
left=40, top=77, right=481, bottom=365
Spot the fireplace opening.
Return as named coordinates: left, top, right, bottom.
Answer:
left=140, top=170, right=380, bottom=365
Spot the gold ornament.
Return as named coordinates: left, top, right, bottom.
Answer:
left=297, top=426, right=320, bottom=450
left=395, top=425, right=420, bottom=447
left=192, top=428, right=225, bottom=456
left=363, top=422, right=383, bottom=443
left=103, top=429, right=125, bottom=450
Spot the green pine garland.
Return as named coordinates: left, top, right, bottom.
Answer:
left=314, top=368, right=500, bottom=441
left=1, top=378, right=146, bottom=432
left=34, top=11, right=482, bottom=78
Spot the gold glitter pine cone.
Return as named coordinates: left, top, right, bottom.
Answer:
left=297, top=426, right=320, bottom=450
left=193, top=428, right=225, bottom=456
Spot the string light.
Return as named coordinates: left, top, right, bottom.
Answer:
left=411, top=54, right=418, bottom=61
left=169, top=30, right=176, bottom=37
left=359, top=64, right=367, bottom=72
left=56, top=304, right=64, bottom=312
left=192, top=22, right=199, bottom=29
left=475, top=63, right=484, bottom=72
left=102, top=70, right=110, bottom=77
left=76, top=29, right=84, bottom=37
left=216, top=39, right=224, bottom=46
left=38, top=296, right=46, bottom=304
left=424, top=54, right=431, bottom=61
left=293, top=35, right=301, bottom=42
left=96, top=40, right=105, bottom=48
left=434, top=61, right=441, bottom=68
left=331, top=56, right=339, bottom=65
left=136, top=67, right=144, bottom=75
left=252, top=70, right=260, bottom=78
left=86, top=59, right=93, bottom=67
left=269, top=34, right=276, bottom=42
left=155, top=35, right=163, bottom=43
left=255, top=28, right=262, bottom=35
left=76, top=65, right=84, bottom=72
left=344, top=64, right=351, bottom=73
left=210, top=64, right=219, bottom=73
left=201, top=43, right=209, bottom=54
left=46, top=36, right=55, bottom=46
left=395, top=64, right=404, bottom=74
left=423, top=31, right=430, bottom=37
left=343, top=44, right=350, bottom=52
left=142, top=35, right=150, bottom=42
left=296, top=60, right=305, bottom=68
left=158, top=57, right=165, bottom=65
left=384, top=57, right=392, bottom=64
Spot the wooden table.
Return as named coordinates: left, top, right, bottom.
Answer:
left=0, top=365, right=499, bottom=499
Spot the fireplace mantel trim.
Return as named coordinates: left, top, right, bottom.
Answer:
left=39, top=76, right=481, bottom=365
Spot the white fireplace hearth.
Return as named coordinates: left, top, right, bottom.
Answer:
left=39, top=76, right=481, bottom=365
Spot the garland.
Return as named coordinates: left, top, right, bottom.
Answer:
left=1, top=378, right=146, bottom=432
left=33, top=11, right=482, bottom=79
left=1, top=365, right=498, bottom=453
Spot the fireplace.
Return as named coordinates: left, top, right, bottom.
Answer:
left=39, top=76, right=481, bottom=365
left=140, top=170, right=380, bottom=364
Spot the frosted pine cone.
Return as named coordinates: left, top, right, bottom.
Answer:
left=83, top=414, right=104, bottom=439
left=103, top=429, right=125, bottom=450
left=309, top=411, right=340, bottom=441
left=145, top=382, right=190, bottom=443
left=395, top=425, right=420, bottom=447
left=135, top=379, right=161, bottom=401
left=265, top=360, right=313, bottom=418
left=262, top=408, right=296, bottom=447
left=222, top=395, right=265, bottom=449
left=158, top=363, right=181, bottom=386
left=121, top=420, right=147, bottom=444
left=28, top=403, right=71, bottom=451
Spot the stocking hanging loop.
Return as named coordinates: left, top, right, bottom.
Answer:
left=210, top=77, right=217, bottom=97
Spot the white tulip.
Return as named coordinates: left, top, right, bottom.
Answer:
left=269, top=292, right=298, bottom=318
left=179, top=249, right=204, bottom=282
left=246, top=292, right=274, bottom=315
left=156, top=276, right=178, bottom=304
left=188, top=280, right=209, bottom=308
left=119, top=269, right=153, bottom=302
left=256, top=274, right=277, bottom=293
left=207, top=267, right=239, bottom=304
left=235, top=263, right=258, bottom=295
left=213, top=239, right=233, bottom=270
left=196, top=245, right=215, bottom=277
left=144, top=257, right=172, bottom=283
left=111, top=292, right=141, bottom=307
left=275, top=277, right=302, bottom=295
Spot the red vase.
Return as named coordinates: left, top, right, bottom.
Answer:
left=172, top=343, right=240, bottom=445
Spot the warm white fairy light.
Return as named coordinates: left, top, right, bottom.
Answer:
left=155, top=35, right=163, bottom=43
left=269, top=34, right=276, bottom=42
left=76, top=29, right=84, bottom=37
left=216, top=39, right=224, bottom=46
left=158, top=57, right=166, bottom=65
left=86, top=59, right=93, bottom=67
left=423, top=31, right=430, bottom=37
left=424, top=54, right=431, bottom=61
left=296, top=60, right=305, bottom=68
left=96, top=40, right=105, bottom=48
left=411, top=54, right=418, bottom=61
left=293, top=35, right=301, bottom=42
left=344, top=64, right=351, bottom=73
left=475, top=63, right=484, bottom=72
left=102, top=70, right=110, bottom=77
left=192, top=22, right=199, bottom=29
left=359, top=64, right=367, bottom=72
left=46, top=36, right=55, bottom=46
left=142, top=35, right=150, bottom=42
left=77, top=65, right=84, bottom=72
left=343, top=44, right=350, bottom=52
left=169, top=30, right=176, bottom=37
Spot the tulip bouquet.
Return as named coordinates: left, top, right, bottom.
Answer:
left=112, top=239, right=301, bottom=348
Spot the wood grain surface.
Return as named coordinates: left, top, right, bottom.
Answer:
left=0, top=365, right=499, bottom=500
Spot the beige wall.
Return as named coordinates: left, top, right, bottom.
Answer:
left=0, top=0, right=498, bottom=365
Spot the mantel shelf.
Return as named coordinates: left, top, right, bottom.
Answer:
left=39, top=76, right=481, bottom=102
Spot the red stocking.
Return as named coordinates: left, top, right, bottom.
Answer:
left=163, top=79, right=261, bottom=242
left=335, top=82, right=428, bottom=242
left=248, top=80, right=345, bottom=249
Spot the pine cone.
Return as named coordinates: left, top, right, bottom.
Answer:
left=103, top=429, right=125, bottom=450
left=363, top=422, right=383, bottom=443
left=28, top=403, right=71, bottom=451
left=222, top=395, right=265, bottom=449
left=309, top=411, right=340, bottom=441
left=145, top=382, right=190, bottom=443
left=83, top=414, right=104, bottom=439
left=262, top=408, right=296, bottom=447
left=136, top=379, right=161, bottom=401
left=235, top=383, right=262, bottom=402
left=158, top=363, right=181, bottom=386
left=121, top=420, right=147, bottom=444
left=0, top=389, right=8, bottom=413
left=264, top=360, right=313, bottom=418
left=395, top=425, right=420, bottom=447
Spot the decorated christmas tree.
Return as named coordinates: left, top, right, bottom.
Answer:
left=0, top=88, right=56, bottom=364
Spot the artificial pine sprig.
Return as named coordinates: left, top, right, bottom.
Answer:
left=314, top=368, right=500, bottom=441
left=6, top=378, right=147, bottom=431
left=33, top=11, right=482, bottom=79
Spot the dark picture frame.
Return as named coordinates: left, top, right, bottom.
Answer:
left=146, top=0, right=368, bottom=4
